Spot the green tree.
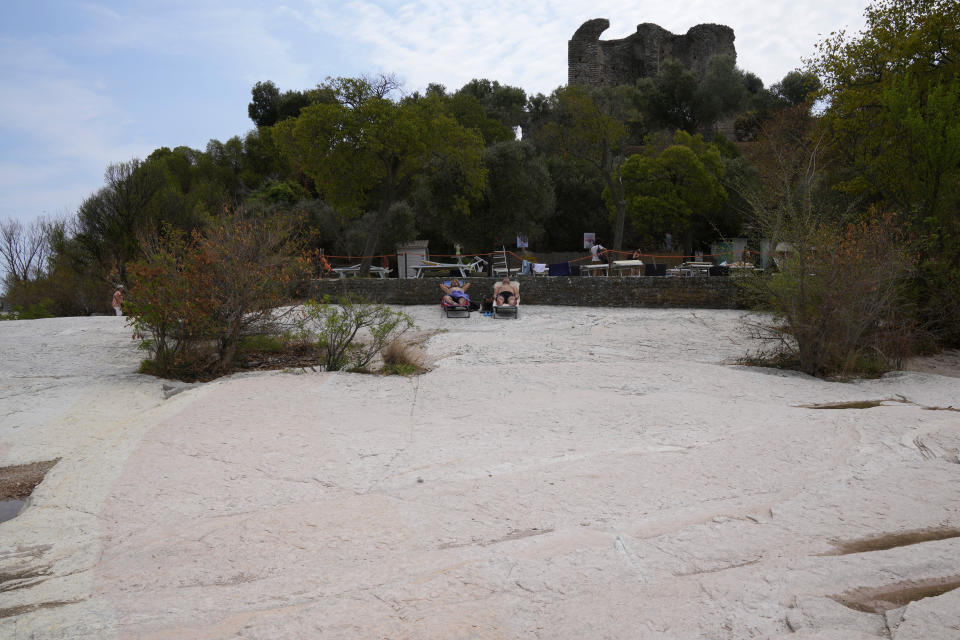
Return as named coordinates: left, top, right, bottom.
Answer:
left=274, top=76, right=485, bottom=274
left=534, top=85, right=630, bottom=249
left=469, top=141, right=555, bottom=249
left=447, top=92, right=516, bottom=145
left=810, top=0, right=960, bottom=343
left=617, top=131, right=727, bottom=252
left=75, top=159, right=166, bottom=285
left=771, top=70, right=822, bottom=106
left=637, top=56, right=751, bottom=135
left=248, top=80, right=335, bottom=127
left=454, top=79, right=528, bottom=130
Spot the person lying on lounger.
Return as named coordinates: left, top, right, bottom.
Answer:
left=440, top=279, right=471, bottom=307
left=493, top=276, right=519, bottom=306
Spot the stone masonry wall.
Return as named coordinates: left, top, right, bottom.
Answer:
left=569, top=19, right=736, bottom=88
left=310, top=276, right=743, bottom=309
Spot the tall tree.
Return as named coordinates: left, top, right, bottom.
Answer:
left=454, top=79, right=528, bottom=130
left=771, top=70, right=822, bottom=106
left=637, top=56, right=751, bottom=135
left=248, top=81, right=335, bottom=127
left=534, top=85, right=630, bottom=249
left=274, top=76, right=485, bottom=274
left=810, top=0, right=960, bottom=343
left=0, top=217, right=51, bottom=284
left=617, top=131, right=727, bottom=253
left=75, top=159, right=165, bottom=285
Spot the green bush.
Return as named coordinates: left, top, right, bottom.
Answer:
left=297, top=295, right=413, bottom=372
left=10, top=299, right=55, bottom=320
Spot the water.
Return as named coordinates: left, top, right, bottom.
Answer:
left=0, top=499, right=25, bottom=523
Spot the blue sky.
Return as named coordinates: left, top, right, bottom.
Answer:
left=1, top=1, right=868, bottom=225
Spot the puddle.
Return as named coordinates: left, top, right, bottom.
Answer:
left=832, top=576, right=960, bottom=613
left=0, top=459, right=57, bottom=523
left=824, top=527, right=960, bottom=555
left=0, top=500, right=25, bottom=524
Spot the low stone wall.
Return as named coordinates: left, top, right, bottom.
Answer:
left=310, top=276, right=744, bottom=309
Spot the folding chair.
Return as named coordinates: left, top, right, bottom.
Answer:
left=492, top=246, right=518, bottom=278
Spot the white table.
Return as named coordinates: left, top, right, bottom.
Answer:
left=611, top=260, right=643, bottom=276
left=580, top=263, right=610, bottom=277
left=331, top=265, right=393, bottom=279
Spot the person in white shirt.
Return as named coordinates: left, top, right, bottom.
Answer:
left=590, top=241, right=606, bottom=263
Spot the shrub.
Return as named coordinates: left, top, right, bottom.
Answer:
left=297, top=295, right=413, bottom=372
left=380, top=338, right=426, bottom=376
left=741, top=212, right=915, bottom=377
left=10, top=299, right=55, bottom=320
left=126, top=211, right=309, bottom=378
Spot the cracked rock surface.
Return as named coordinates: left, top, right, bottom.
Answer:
left=1, top=309, right=959, bottom=638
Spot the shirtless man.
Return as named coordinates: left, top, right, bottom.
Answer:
left=440, top=279, right=471, bottom=307
left=494, top=276, right=518, bottom=306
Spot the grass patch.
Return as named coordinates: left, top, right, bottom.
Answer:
left=380, top=339, right=426, bottom=376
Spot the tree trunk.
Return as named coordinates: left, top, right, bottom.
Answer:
left=605, top=168, right=627, bottom=252
left=358, top=197, right=393, bottom=276
left=359, top=164, right=397, bottom=277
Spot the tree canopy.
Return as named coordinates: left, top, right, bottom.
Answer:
left=273, top=76, right=486, bottom=273
left=617, top=131, right=727, bottom=251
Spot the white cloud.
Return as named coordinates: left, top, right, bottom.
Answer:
left=1, top=0, right=872, bottom=224
left=301, top=0, right=868, bottom=92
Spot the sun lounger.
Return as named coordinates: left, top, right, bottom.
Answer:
left=442, top=302, right=471, bottom=318
left=492, top=280, right=520, bottom=319
left=441, top=280, right=471, bottom=318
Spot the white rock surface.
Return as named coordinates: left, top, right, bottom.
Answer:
left=1, top=308, right=959, bottom=639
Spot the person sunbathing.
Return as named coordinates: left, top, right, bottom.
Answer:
left=440, top=279, right=471, bottom=307
left=494, top=276, right=518, bottom=306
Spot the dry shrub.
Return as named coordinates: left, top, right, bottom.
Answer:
left=743, top=211, right=915, bottom=377
left=380, top=338, right=426, bottom=376
left=127, top=210, right=309, bottom=378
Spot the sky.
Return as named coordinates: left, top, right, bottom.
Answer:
left=0, top=0, right=869, bottom=226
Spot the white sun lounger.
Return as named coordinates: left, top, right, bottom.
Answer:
left=492, top=280, right=520, bottom=319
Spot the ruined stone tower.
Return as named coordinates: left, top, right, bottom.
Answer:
left=568, top=18, right=736, bottom=87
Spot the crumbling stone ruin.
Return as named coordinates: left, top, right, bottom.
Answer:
left=568, top=18, right=737, bottom=87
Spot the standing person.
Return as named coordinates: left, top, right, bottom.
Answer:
left=112, top=286, right=124, bottom=316
left=590, top=239, right=606, bottom=263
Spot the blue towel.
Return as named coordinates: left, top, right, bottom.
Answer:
left=548, top=261, right=571, bottom=277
